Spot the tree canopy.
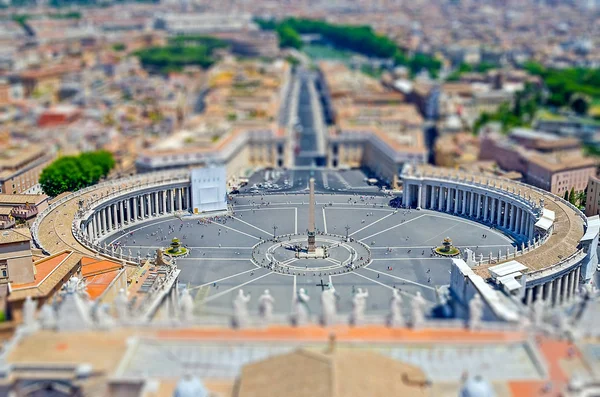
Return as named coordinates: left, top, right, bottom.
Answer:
left=134, top=35, right=228, bottom=73
left=39, top=150, right=116, bottom=197
left=524, top=61, right=600, bottom=112
left=255, top=17, right=442, bottom=77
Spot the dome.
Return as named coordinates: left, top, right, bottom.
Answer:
left=459, top=375, right=495, bottom=397
left=173, top=375, right=208, bottom=397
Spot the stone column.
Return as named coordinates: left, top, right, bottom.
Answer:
left=126, top=199, right=132, bottom=222
left=503, top=201, right=509, bottom=229
left=119, top=201, right=124, bottom=225
left=573, top=267, right=580, bottom=297
left=476, top=194, right=482, bottom=218
left=133, top=196, right=138, bottom=221
left=179, top=188, right=185, bottom=211
left=143, top=194, right=148, bottom=218
left=516, top=208, right=522, bottom=235
left=162, top=190, right=167, bottom=214
left=112, top=204, right=118, bottom=230
left=438, top=186, right=444, bottom=211
left=490, top=198, right=496, bottom=224
left=566, top=272, right=574, bottom=301
left=88, top=221, right=94, bottom=241
left=470, top=192, right=475, bottom=217
left=535, top=284, right=542, bottom=301
left=483, top=196, right=489, bottom=221
left=546, top=280, right=553, bottom=304
left=106, top=207, right=112, bottom=231
left=555, top=276, right=562, bottom=305
left=461, top=190, right=467, bottom=215
left=526, top=287, right=533, bottom=305
left=417, top=184, right=422, bottom=209
left=520, top=210, right=527, bottom=236
left=429, top=185, right=435, bottom=210
left=154, top=192, right=159, bottom=216
left=101, top=208, right=107, bottom=234
left=446, top=188, right=452, bottom=212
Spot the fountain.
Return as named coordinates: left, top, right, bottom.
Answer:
left=433, top=237, right=460, bottom=257
left=164, top=237, right=188, bottom=257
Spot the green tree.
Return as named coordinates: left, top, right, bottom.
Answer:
left=276, top=24, right=302, bottom=49
left=39, top=151, right=116, bottom=197
left=570, top=96, right=589, bottom=115
left=568, top=187, right=576, bottom=205
left=563, top=190, right=569, bottom=201
left=575, top=191, right=587, bottom=208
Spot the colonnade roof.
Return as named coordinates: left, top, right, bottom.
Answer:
left=406, top=165, right=586, bottom=277
left=35, top=176, right=177, bottom=277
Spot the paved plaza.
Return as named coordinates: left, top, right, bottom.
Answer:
left=103, top=193, right=515, bottom=317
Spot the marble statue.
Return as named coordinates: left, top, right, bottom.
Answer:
left=292, top=288, right=310, bottom=326
left=258, top=289, right=275, bottom=325
left=387, top=289, right=405, bottom=327
left=468, top=294, right=483, bottom=330
left=23, top=296, right=38, bottom=329
left=411, top=291, right=427, bottom=329
left=39, top=304, right=57, bottom=330
left=114, top=288, right=129, bottom=321
left=94, top=303, right=115, bottom=330
left=180, top=289, right=195, bottom=323
left=464, top=248, right=476, bottom=267
left=320, top=283, right=337, bottom=326
left=531, top=298, right=545, bottom=328
left=232, top=289, right=251, bottom=328
left=349, top=288, right=369, bottom=326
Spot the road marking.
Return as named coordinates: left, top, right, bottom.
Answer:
left=349, top=212, right=395, bottom=237
left=203, top=271, right=273, bottom=303
left=188, top=268, right=259, bottom=291
left=322, top=207, right=328, bottom=233
left=127, top=246, right=254, bottom=249
left=351, top=272, right=434, bottom=304
left=208, top=220, right=260, bottom=240
left=371, top=258, right=441, bottom=261
left=429, top=214, right=512, bottom=241
left=177, top=258, right=252, bottom=261
left=231, top=215, right=272, bottom=237
left=423, top=224, right=460, bottom=244
left=359, top=215, right=426, bottom=242
left=362, top=267, right=435, bottom=290
left=107, top=217, right=184, bottom=245
left=369, top=244, right=512, bottom=249
left=322, top=171, right=330, bottom=189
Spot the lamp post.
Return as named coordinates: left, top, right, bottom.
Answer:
left=273, top=225, right=278, bottom=239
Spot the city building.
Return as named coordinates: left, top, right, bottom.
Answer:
left=0, top=144, right=56, bottom=195
left=135, top=58, right=292, bottom=184
left=479, top=128, right=597, bottom=196
left=585, top=174, right=600, bottom=217
left=319, top=62, right=428, bottom=187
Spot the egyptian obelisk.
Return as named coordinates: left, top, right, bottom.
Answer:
left=307, top=177, right=316, bottom=253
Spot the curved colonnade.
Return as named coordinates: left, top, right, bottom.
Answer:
left=402, top=165, right=593, bottom=307
left=32, top=167, right=594, bottom=308
left=32, top=171, right=193, bottom=264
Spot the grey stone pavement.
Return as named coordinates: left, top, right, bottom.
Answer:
left=104, top=193, right=514, bottom=317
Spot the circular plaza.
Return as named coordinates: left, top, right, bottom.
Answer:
left=94, top=193, right=515, bottom=316
left=30, top=167, right=590, bottom=320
